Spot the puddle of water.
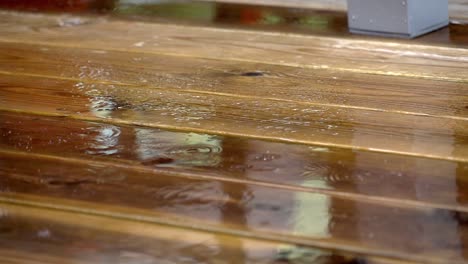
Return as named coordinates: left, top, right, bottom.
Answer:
left=85, top=125, right=121, bottom=156
left=135, top=129, right=223, bottom=168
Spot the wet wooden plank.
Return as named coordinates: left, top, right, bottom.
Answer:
left=0, top=202, right=420, bottom=264
left=0, top=202, right=396, bottom=264
left=1, top=42, right=468, bottom=120
left=0, top=152, right=466, bottom=263
left=1, top=111, right=468, bottom=211
left=1, top=74, right=468, bottom=161
left=0, top=11, right=467, bottom=83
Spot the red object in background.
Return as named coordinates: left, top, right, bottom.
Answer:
left=239, top=8, right=262, bottom=24
left=215, top=4, right=264, bottom=25
left=0, top=0, right=114, bottom=12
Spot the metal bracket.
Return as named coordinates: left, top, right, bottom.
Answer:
left=347, top=0, right=449, bottom=38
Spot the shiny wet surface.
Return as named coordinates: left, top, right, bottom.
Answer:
left=1, top=112, right=468, bottom=262
left=0, top=1, right=468, bottom=264
left=1, top=112, right=468, bottom=208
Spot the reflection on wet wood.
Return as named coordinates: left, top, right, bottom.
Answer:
left=1, top=42, right=468, bottom=120
left=0, top=155, right=467, bottom=263
left=0, top=11, right=467, bottom=83
left=1, top=112, right=468, bottom=211
left=0, top=202, right=389, bottom=264
left=1, top=74, right=468, bottom=161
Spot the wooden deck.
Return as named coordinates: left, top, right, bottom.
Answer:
left=1, top=1, right=468, bottom=263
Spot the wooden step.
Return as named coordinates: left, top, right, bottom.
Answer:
left=0, top=11, right=467, bottom=83
left=0, top=153, right=464, bottom=263
left=1, top=111, right=467, bottom=210
left=1, top=72, right=467, bottom=161
left=0, top=202, right=406, bottom=264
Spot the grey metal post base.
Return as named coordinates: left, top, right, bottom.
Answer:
left=347, top=0, right=449, bottom=38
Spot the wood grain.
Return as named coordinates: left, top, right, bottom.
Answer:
left=0, top=11, right=467, bottom=83
left=1, top=41, right=467, bottom=121
left=1, top=111, right=468, bottom=212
